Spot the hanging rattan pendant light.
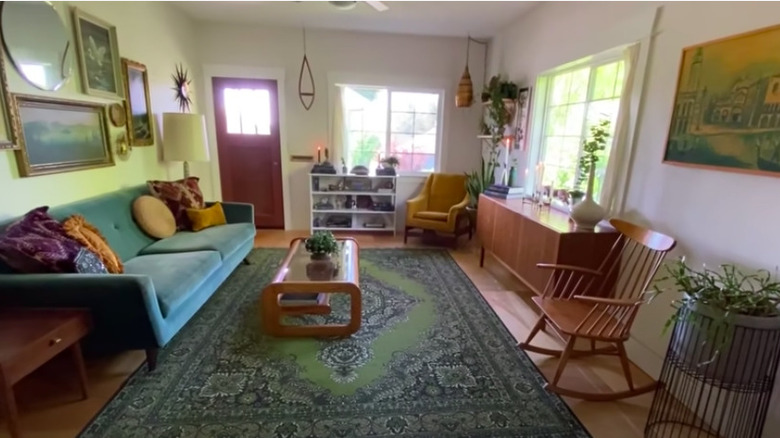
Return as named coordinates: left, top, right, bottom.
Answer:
left=455, top=36, right=473, bottom=108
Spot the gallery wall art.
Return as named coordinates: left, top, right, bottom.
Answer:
left=122, top=58, right=153, bottom=146
left=72, top=7, right=123, bottom=99
left=665, top=23, right=780, bottom=177
left=13, top=94, right=113, bottom=177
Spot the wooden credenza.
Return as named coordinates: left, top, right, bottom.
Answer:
left=477, top=194, right=619, bottom=296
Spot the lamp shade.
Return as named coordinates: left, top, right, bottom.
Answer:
left=162, top=112, right=209, bottom=162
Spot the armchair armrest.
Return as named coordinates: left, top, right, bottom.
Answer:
left=208, top=201, right=254, bottom=225
left=406, top=194, right=428, bottom=220
left=0, top=274, right=163, bottom=349
left=536, top=263, right=602, bottom=276
left=447, top=194, right=470, bottom=225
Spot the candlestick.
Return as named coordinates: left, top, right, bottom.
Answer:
left=317, top=146, right=321, bottom=163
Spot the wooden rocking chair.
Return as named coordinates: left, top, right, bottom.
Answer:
left=519, top=218, right=676, bottom=401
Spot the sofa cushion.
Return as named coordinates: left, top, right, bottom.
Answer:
left=147, top=177, right=205, bottom=231
left=139, top=223, right=255, bottom=260
left=63, top=215, right=124, bottom=273
left=414, top=211, right=449, bottom=222
left=0, top=207, right=106, bottom=274
left=132, top=195, right=176, bottom=239
left=186, top=202, right=227, bottom=232
left=124, top=251, right=221, bottom=317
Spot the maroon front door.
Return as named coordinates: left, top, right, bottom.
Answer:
left=212, top=77, right=284, bottom=228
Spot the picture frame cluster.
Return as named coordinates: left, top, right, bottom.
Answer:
left=0, top=3, right=156, bottom=177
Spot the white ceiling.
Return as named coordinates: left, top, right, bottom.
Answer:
left=172, top=1, right=539, bottom=38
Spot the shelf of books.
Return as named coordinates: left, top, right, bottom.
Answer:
left=309, top=173, right=397, bottom=234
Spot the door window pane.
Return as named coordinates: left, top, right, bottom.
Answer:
left=224, top=88, right=271, bottom=135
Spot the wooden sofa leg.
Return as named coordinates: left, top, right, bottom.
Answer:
left=404, top=227, right=409, bottom=244
left=146, top=348, right=159, bottom=372
left=242, top=257, right=252, bottom=265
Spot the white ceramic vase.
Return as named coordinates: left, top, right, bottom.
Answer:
left=570, top=164, right=606, bottom=231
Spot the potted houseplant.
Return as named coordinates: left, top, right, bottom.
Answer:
left=378, top=156, right=399, bottom=175
left=655, top=257, right=780, bottom=384
left=304, top=231, right=339, bottom=260
left=569, top=119, right=610, bottom=230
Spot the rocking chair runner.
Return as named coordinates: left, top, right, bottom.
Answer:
left=519, top=218, right=676, bottom=401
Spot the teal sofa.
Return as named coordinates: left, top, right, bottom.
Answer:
left=0, top=185, right=256, bottom=370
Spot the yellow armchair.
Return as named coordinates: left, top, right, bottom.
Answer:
left=404, top=173, right=472, bottom=246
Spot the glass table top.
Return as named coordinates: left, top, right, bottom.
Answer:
left=280, top=239, right=357, bottom=283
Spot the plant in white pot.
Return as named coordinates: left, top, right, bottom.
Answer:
left=655, top=257, right=780, bottom=384
left=570, top=119, right=610, bottom=230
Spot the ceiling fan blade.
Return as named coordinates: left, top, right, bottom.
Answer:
left=365, top=1, right=388, bottom=12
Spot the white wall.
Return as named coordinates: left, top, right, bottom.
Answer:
left=492, top=1, right=780, bottom=434
left=0, top=1, right=201, bottom=221
left=195, top=23, right=485, bottom=230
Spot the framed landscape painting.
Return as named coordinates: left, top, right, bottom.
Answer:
left=665, top=24, right=780, bottom=177
left=13, top=94, right=113, bottom=177
left=72, top=8, right=123, bottom=99
left=122, top=58, right=154, bottom=146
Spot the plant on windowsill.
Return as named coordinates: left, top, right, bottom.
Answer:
left=304, top=231, right=339, bottom=260
left=378, top=156, right=399, bottom=176
left=569, top=119, right=610, bottom=230
left=653, top=257, right=780, bottom=384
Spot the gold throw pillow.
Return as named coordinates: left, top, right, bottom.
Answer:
left=62, top=215, right=124, bottom=273
left=186, top=203, right=227, bottom=232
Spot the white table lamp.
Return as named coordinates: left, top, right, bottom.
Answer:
left=162, top=112, right=209, bottom=178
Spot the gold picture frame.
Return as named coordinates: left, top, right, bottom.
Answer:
left=13, top=94, right=114, bottom=177
left=71, top=7, right=123, bottom=99
left=664, top=23, right=780, bottom=177
left=0, top=49, right=20, bottom=150
left=121, top=58, right=154, bottom=146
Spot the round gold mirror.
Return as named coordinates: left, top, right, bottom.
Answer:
left=0, top=2, right=73, bottom=91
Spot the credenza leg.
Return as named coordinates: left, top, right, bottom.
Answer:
left=479, top=247, right=485, bottom=267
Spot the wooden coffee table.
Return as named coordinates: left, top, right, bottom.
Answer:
left=0, top=308, right=91, bottom=438
left=260, top=237, right=361, bottom=337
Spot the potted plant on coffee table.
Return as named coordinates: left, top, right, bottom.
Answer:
left=304, top=231, right=339, bottom=261
left=655, top=257, right=780, bottom=384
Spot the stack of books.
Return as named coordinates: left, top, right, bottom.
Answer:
left=484, top=185, right=525, bottom=199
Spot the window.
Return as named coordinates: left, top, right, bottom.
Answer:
left=536, top=57, right=625, bottom=201
left=223, top=88, right=271, bottom=135
left=342, top=85, right=442, bottom=173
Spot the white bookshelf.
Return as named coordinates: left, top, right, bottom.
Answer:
left=309, top=173, right=397, bottom=235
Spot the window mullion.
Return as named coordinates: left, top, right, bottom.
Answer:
left=575, top=67, right=597, bottom=187
left=385, top=90, right=392, bottom=161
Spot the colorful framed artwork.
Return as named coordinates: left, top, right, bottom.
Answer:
left=514, top=87, right=532, bottom=150
left=665, top=23, right=780, bottom=177
left=71, top=7, right=123, bottom=99
left=121, top=58, right=154, bottom=146
left=12, top=94, right=113, bottom=177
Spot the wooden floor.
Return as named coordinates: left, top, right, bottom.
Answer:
left=1, top=230, right=653, bottom=438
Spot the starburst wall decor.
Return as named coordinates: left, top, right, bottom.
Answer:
left=171, top=63, right=192, bottom=112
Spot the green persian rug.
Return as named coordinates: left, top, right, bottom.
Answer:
left=81, top=249, right=589, bottom=438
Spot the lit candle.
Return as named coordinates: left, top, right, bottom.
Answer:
left=317, top=145, right=321, bottom=163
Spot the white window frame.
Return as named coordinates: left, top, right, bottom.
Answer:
left=338, top=83, right=445, bottom=176
left=526, top=46, right=626, bottom=196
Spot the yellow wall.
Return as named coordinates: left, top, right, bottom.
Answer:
left=0, top=1, right=200, bottom=221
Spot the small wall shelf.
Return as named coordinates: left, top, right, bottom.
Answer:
left=309, top=173, right=397, bottom=234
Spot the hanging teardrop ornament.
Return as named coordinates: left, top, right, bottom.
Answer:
left=298, top=28, right=315, bottom=110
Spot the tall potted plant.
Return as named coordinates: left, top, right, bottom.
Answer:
left=655, top=257, right=780, bottom=384
left=569, top=119, right=610, bottom=230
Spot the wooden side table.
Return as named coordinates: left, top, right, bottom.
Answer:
left=0, top=309, right=91, bottom=438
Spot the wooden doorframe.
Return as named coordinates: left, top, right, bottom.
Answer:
left=202, top=64, right=291, bottom=229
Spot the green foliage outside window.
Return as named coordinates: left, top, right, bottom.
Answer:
left=351, top=135, right=381, bottom=167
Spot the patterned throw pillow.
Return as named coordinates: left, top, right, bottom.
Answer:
left=147, top=177, right=205, bottom=230
left=62, top=215, right=124, bottom=273
left=0, top=207, right=107, bottom=274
